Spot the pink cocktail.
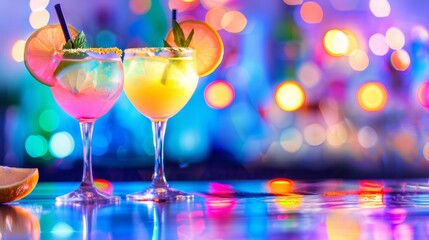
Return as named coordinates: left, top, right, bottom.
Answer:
left=52, top=48, right=124, bottom=204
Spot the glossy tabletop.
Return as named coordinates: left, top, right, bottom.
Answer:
left=2, top=179, right=429, bottom=239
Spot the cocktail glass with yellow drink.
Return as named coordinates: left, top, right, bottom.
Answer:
left=124, top=18, right=224, bottom=202
left=124, top=47, right=198, bottom=201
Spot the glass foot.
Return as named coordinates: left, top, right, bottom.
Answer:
left=126, top=187, right=194, bottom=202
left=56, top=186, right=120, bottom=204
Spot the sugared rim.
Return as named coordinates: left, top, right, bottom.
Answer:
left=57, top=47, right=123, bottom=58
left=124, top=47, right=194, bottom=54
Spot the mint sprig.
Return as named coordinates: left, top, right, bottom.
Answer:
left=163, top=20, right=194, bottom=47
left=54, top=31, right=89, bottom=77
left=63, top=31, right=87, bottom=49
left=62, top=31, right=88, bottom=58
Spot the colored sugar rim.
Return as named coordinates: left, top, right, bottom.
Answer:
left=58, top=47, right=123, bottom=58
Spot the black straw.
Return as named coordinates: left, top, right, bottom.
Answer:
left=172, top=9, right=177, bottom=26
left=54, top=4, right=74, bottom=48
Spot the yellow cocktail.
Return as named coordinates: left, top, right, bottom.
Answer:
left=123, top=47, right=199, bottom=201
left=124, top=48, right=198, bottom=121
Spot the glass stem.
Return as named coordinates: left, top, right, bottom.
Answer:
left=80, top=121, right=95, bottom=188
left=151, top=121, right=169, bottom=188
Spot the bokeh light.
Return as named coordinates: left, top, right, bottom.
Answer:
left=369, top=0, right=391, bottom=17
left=200, top=0, right=229, bottom=9
left=275, top=81, right=305, bottom=112
left=297, top=62, right=321, bottom=88
left=204, top=80, right=235, bottom=109
left=129, top=0, right=151, bottom=15
left=357, top=82, right=388, bottom=112
left=205, top=7, right=226, bottom=30
left=323, top=29, right=349, bottom=56
left=417, top=82, right=429, bottom=108
left=300, top=1, right=323, bottom=24
left=52, top=222, right=74, bottom=238
left=25, top=135, right=48, bottom=158
left=49, top=132, right=75, bottom=158
left=386, top=27, right=405, bottom=50
left=29, top=0, right=49, bottom=11
left=326, top=122, right=348, bottom=147
left=358, top=126, right=378, bottom=148
left=303, top=123, right=326, bottom=146
left=348, top=49, right=369, bottom=71
left=39, top=109, right=59, bottom=132
left=267, top=178, right=294, bottom=194
left=390, top=49, right=410, bottom=71
left=11, top=40, right=26, bottom=62
left=168, top=126, right=209, bottom=162
left=280, top=127, right=303, bottom=153
left=369, top=33, right=389, bottom=56
left=221, top=11, right=247, bottom=33
left=29, top=9, right=50, bottom=29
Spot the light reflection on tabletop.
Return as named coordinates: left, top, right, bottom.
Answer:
left=3, top=179, right=429, bottom=239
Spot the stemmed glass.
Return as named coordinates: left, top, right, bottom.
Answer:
left=123, top=47, right=199, bottom=201
left=52, top=48, right=124, bottom=204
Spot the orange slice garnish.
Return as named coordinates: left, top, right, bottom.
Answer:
left=166, top=20, right=224, bottom=77
left=24, top=24, right=78, bottom=86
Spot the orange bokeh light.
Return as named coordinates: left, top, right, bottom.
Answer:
left=204, top=80, right=235, bottom=109
left=221, top=11, right=247, bottom=33
left=129, top=0, right=151, bottom=15
left=417, top=82, right=429, bottom=108
left=300, top=1, right=323, bottom=24
left=267, top=178, right=294, bottom=194
left=205, top=7, right=226, bottom=30
left=357, top=82, right=388, bottom=112
left=391, top=49, right=410, bottom=71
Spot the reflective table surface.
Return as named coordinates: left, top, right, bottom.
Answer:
left=3, top=179, right=429, bottom=239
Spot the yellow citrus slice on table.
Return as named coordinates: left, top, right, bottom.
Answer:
left=24, top=24, right=78, bottom=86
left=0, top=166, right=39, bottom=203
left=166, top=20, right=224, bottom=77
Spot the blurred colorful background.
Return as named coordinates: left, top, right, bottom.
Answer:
left=2, top=0, right=429, bottom=181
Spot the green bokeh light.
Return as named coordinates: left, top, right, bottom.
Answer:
left=39, top=109, right=59, bottom=132
left=25, top=135, right=48, bottom=158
